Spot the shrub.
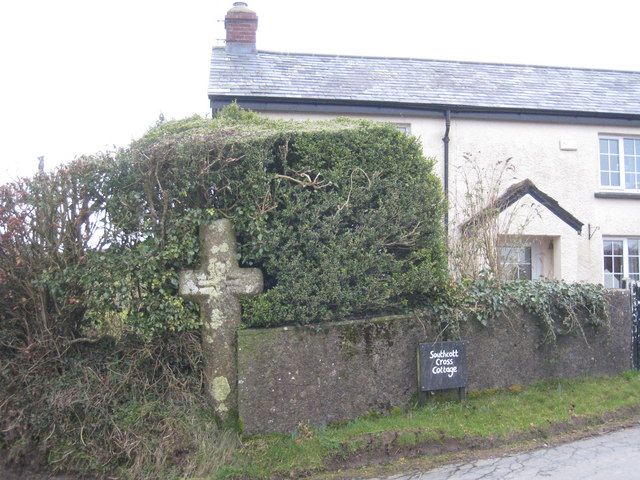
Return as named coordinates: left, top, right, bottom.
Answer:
left=0, top=105, right=447, bottom=476
left=0, top=105, right=447, bottom=341
left=0, top=333, right=239, bottom=479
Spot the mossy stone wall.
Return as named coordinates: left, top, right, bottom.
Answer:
left=237, top=290, right=632, bottom=433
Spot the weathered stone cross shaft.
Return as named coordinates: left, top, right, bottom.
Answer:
left=179, top=219, right=263, bottom=417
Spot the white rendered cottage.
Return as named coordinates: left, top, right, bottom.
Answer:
left=210, top=2, right=640, bottom=288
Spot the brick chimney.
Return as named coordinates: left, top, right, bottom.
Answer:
left=225, top=2, right=258, bottom=54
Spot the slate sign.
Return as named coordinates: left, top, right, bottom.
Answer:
left=417, top=341, right=468, bottom=392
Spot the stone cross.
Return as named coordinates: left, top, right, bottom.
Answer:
left=179, top=219, right=263, bottom=417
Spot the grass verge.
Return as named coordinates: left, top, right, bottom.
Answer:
left=217, top=370, right=640, bottom=479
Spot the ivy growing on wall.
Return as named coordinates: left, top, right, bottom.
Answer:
left=430, top=274, right=611, bottom=343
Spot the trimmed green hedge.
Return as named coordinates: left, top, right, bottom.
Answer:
left=0, top=105, right=446, bottom=338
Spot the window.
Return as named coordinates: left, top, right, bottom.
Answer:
left=599, top=137, right=640, bottom=191
left=603, top=238, right=640, bottom=288
left=500, top=245, right=532, bottom=281
left=395, top=123, right=411, bottom=135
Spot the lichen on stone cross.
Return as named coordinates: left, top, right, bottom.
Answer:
left=179, top=219, right=263, bottom=418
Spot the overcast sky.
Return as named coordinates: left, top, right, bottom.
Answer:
left=1, top=0, right=639, bottom=184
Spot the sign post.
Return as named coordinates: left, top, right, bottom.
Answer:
left=417, top=341, right=468, bottom=405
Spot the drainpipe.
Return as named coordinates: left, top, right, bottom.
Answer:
left=443, top=110, right=451, bottom=239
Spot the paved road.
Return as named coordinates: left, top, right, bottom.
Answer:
left=378, top=424, right=640, bottom=480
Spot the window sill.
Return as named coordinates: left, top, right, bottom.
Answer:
left=594, top=191, right=640, bottom=200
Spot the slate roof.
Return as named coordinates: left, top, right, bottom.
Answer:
left=209, top=48, right=640, bottom=117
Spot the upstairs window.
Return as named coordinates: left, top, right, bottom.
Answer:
left=623, top=139, right=640, bottom=190
left=395, top=123, right=411, bottom=135
left=599, top=137, right=640, bottom=191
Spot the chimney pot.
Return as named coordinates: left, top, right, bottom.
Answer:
left=225, top=2, right=257, bottom=53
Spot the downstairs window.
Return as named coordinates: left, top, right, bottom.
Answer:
left=603, top=238, right=640, bottom=288
left=500, top=245, right=532, bottom=281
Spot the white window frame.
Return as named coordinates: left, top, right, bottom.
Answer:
left=599, top=136, right=640, bottom=192
left=602, top=237, right=640, bottom=288
left=395, top=123, right=411, bottom=135
left=499, top=245, right=532, bottom=281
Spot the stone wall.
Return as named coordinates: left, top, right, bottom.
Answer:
left=237, top=290, right=632, bottom=433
